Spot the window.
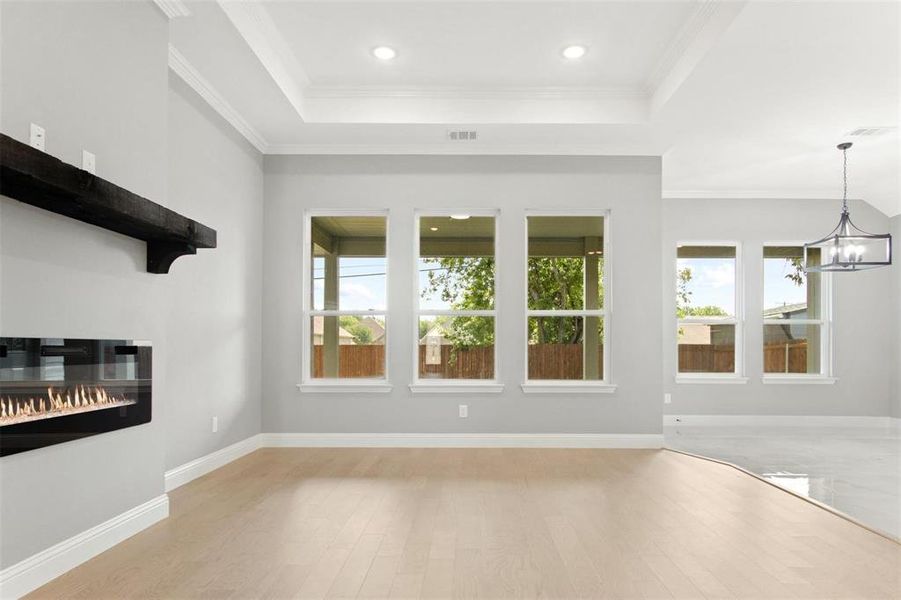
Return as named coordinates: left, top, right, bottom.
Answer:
left=525, top=214, right=607, bottom=382
left=763, top=245, right=829, bottom=376
left=676, top=244, right=742, bottom=377
left=304, top=213, right=387, bottom=383
left=415, top=213, right=497, bottom=382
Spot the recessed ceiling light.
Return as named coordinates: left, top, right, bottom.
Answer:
left=372, top=46, right=396, bottom=60
left=562, top=45, right=587, bottom=60
left=450, top=214, right=470, bottom=220
left=429, top=226, right=439, bottom=231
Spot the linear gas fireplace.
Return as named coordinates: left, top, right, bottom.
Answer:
left=0, top=338, right=151, bottom=456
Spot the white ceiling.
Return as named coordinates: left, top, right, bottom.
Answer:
left=164, top=0, right=900, bottom=216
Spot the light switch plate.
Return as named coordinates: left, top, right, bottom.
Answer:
left=459, top=405, right=468, bottom=418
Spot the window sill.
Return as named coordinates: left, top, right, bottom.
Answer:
left=762, top=376, right=837, bottom=385
left=409, top=382, right=505, bottom=394
left=297, top=381, right=393, bottom=394
left=520, top=382, right=617, bottom=394
left=675, top=375, right=749, bottom=385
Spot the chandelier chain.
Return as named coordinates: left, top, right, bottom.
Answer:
left=842, top=145, right=848, bottom=213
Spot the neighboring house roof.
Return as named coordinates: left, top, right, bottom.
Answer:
left=420, top=323, right=453, bottom=345
left=678, top=323, right=711, bottom=345
left=358, top=317, right=386, bottom=342
left=763, top=303, right=807, bottom=319
left=312, top=316, right=354, bottom=341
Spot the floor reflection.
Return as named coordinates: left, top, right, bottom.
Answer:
left=664, top=423, right=900, bottom=539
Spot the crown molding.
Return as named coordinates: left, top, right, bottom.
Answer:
left=662, top=189, right=837, bottom=200
left=168, top=45, right=269, bottom=153
left=266, top=143, right=653, bottom=156
left=153, top=0, right=191, bottom=19
left=303, top=85, right=648, bottom=102
left=216, top=0, right=310, bottom=122
left=647, top=0, right=747, bottom=113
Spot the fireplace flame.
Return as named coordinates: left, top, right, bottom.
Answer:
left=0, top=385, right=136, bottom=426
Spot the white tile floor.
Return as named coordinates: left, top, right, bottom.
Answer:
left=664, top=423, right=901, bottom=539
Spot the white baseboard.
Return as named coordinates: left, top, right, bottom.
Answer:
left=0, top=494, right=169, bottom=600
left=262, top=432, right=664, bottom=448
left=164, top=434, right=263, bottom=492
left=663, top=414, right=898, bottom=428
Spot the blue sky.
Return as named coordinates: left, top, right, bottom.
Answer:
left=678, top=257, right=807, bottom=314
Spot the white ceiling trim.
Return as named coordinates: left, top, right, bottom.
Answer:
left=662, top=189, right=839, bottom=200
left=647, top=0, right=747, bottom=113
left=153, top=0, right=191, bottom=19
left=217, top=0, right=310, bottom=122
left=266, top=143, right=654, bottom=156
left=304, top=85, right=647, bottom=101
left=168, top=45, right=269, bottom=153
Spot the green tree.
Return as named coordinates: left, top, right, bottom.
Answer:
left=339, top=316, right=374, bottom=345
left=421, top=255, right=603, bottom=347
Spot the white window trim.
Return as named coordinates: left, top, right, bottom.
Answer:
left=412, top=209, right=502, bottom=391
left=761, top=240, right=834, bottom=383
left=521, top=382, right=618, bottom=394
left=676, top=241, right=745, bottom=381
left=523, top=209, right=613, bottom=389
left=299, top=209, right=390, bottom=391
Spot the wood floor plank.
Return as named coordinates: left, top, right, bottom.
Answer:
left=23, top=448, right=901, bottom=600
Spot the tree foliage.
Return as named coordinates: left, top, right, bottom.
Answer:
left=338, top=315, right=378, bottom=345
left=421, top=255, right=603, bottom=347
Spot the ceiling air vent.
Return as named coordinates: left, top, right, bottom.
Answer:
left=446, top=130, right=478, bottom=141
left=846, top=126, right=896, bottom=137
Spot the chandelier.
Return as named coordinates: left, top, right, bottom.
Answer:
left=804, top=142, right=892, bottom=272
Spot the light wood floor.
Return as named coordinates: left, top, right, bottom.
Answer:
left=27, top=448, right=901, bottom=599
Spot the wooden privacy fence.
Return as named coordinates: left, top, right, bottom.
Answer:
left=762, top=341, right=809, bottom=373
left=678, top=341, right=809, bottom=373
left=312, top=345, right=386, bottom=378
left=313, top=344, right=604, bottom=379
left=314, top=343, right=809, bottom=378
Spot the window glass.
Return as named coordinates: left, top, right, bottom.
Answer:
left=763, top=246, right=824, bottom=375
left=308, top=215, right=387, bottom=379
left=676, top=245, right=738, bottom=375
left=526, top=216, right=606, bottom=381
left=416, top=215, right=496, bottom=381
left=676, top=246, right=736, bottom=318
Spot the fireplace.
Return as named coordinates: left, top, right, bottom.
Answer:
left=0, top=337, right=151, bottom=456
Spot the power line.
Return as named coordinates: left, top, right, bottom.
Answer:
left=313, top=267, right=448, bottom=281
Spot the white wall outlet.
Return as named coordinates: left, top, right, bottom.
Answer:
left=30, top=123, right=45, bottom=151
left=211, top=416, right=219, bottom=433
left=664, top=393, right=672, bottom=404
left=82, top=150, right=96, bottom=174
left=458, top=404, right=468, bottom=418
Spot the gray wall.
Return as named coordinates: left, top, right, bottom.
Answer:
left=662, top=198, right=895, bottom=417
left=263, top=155, right=664, bottom=435
left=164, top=75, right=263, bottom=470
left=0, top=1, right=263, bottom=568
left=892, top=215, right=901, bottom=418
left=0, top=0, right=169, bottom=567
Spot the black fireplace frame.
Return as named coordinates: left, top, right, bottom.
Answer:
left=0, top=338, right=152, bottom=457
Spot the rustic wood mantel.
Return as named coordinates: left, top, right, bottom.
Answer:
left=0, top=134, right=216, bottom=273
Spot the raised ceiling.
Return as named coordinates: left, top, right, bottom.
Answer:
left=163, top=1, right=900, bottom=216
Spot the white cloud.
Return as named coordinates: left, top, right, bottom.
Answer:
left=340, top=281, right=385, bottom=310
